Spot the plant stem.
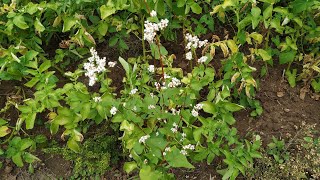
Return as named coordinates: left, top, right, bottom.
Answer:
left=141, top=14, right=147, bottom=62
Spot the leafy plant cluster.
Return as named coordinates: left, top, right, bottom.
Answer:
left=0, top=0, right=319, bottom=179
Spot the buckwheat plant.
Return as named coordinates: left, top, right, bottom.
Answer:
left=113, top=10, right=262, bottom=180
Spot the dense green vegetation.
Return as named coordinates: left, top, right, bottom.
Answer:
left=0, top=0, right=319, bottom=179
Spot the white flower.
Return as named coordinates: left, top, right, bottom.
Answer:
left=143, top=19, right=169, bottom=43
left=139, top=135, right=150, bottom=144
left=130, top=88, right=138, bottom=95
left=183, top=144, right=195, bottom=150
left=185, top=33, right=208, bottom=50
left=168, top=77, right=181, bottom=88
left=84, top=48, right=107, bottom=86
left=155, top=82, right=161, bottom=89
left=171, top=127, right=178, bottom=133
left=132, top=106, right=137, bottom=111
left=150, top=10, right=157, bottom=17
left=165, top=147, right=171, bottom=152
left=156, top=132, right=159, bottom=136
left=93, top=96, right=102, bottom=102
left=180, top=149, right=188, bottom=155
left=163, top=152, right=166, bottom=156
left=194, top=103, right=203, bottom=111
left=144, top=159, right=148, bottom=164
left=108, top=61, right=117, bottom=67
left=186, top=52, right=192, bottom=60
left=198, top=56, right=208, bottom=63
left=110, top=106, right=118, bottom=115
left=148, top=65, right=155, bottom=73
left=150, top=93, right=155, bottom=98
left=171, top=122, right=178, bottom=133
left=191, top=109, right=199, bottom=117
left=158, top=19, right=169, bottom=30
left=182, top=133, right=187, bottom=138
left=164, top=73, right=171, bottom=79
left=148, top=105, right=156, bottom=109
left=173, top=122, right=178, bottom=127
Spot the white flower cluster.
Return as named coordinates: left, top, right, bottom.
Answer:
left=180, top=144, right=195, bottom=155
left=130, top=88, right=138, bottom=95
left=198, top=56, right=208, bottom=64
left=150, top=10, right=157, bottom=17
left=180, top=132, right=187, bottom=141
left=93, top=96, right=101, bottom=102
left=171, top=108, right=180, bottom=115
left=171, top=122, right=178, bottom=133
left=148, top=105, right=156, bottom=109
left=144, top=10, right=169, bottom=43
left=191, top=103, right=203, bottom=117
left=139, top=134, right=150, bottom=144
left=163, top=147, right=171, bottom=156
left=184, top=33, right=208, bottom=61
left=108, top=61, right=117, bottom=68
left=168, top=77, right=181, bottom=88
left=180, top=149, right=188, bottom=155
left=185, top=33, right=208, bottom=50
left=84, top=48, right=106, bottom=86
left=186, top=51, right=192, bottom=60
left=148, top=65, right=155, bottom=73
left=183, top=144, right=195, bottom=150
left=110, top=106, right=117, bottom=115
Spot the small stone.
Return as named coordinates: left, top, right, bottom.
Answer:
left=277, top=91, right=285, bottom=97
left=284, top=108, right=290, bottom=112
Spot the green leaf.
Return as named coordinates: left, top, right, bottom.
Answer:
left=166, top=146, right=194, bottom=168
left=24, top=77, right=40, bottom=88
left=23, top=152, right=40, bottom=163
left=251, top=7, right=261, bottom=17
left=119, top=57, right=130, bottom=75
left=223, top=102, right=244, bottom=112
left=25, top=112, right=37, bottom=129
left=12, top=153, right=24, bottom=167
left=100, top=5, right=116, bottom=19
left=177, top=0, right=186, bottom=7
left=123, top=162, right=137, bottom=173
left=279, top=51, right=296, bottom=64
left=19, top=139, right=34, bottom=151
left=13, top=15, right=29, bottom=29
left=62, top=17, right=77, bottom=32
left=0, top=126, right=10, bottom=137
left=139, top=166, right=162, bottom=180
left=67, top=139, right=80, bottom=153
left=39, top=60, right=51, bottom=73
left=146, top=137, right=167, bottom=150
left=190, top=3, right=202, bottom=14
left=34, top=18, right=45, bottom=33
left=201, top=101, right=217, bottom=115
left=222, top=113, right=236, bottom=125
left=109, top=36, right=118, bottom=47
left=98, top=22, right=109, bottom=36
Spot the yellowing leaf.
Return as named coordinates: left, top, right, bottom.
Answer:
left=227, top=40, right=238, bottom=54
left=220, top=42, right=229, bottom=58
left=0, top=126, right=11, bottom=137
left=256, top=49, right=271, bottom=61
left=100, top=5, right=116, bottom=20
left=249, top=32, right=263, bottom=44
